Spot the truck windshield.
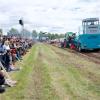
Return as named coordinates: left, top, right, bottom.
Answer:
left=87, top=21, right=99, bottom=25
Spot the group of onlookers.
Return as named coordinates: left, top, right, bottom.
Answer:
left=0, top=35, right=33, bottom=93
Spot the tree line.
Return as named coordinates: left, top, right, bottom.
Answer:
left=32, top=30, right=65, bottom=40
left=0, top=28, right=65, bottom=40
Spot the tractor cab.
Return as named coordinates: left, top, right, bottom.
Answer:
left=64, top=32, right=76, bottom=49
left=82, top=18, right=100, bottom=34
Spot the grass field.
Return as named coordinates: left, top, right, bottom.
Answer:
left=0, top=43, right=100, bottom=100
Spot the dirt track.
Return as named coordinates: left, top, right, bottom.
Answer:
left=43, top=46, right=100, bottom=100
left=52, top=44, right=100, bottom=64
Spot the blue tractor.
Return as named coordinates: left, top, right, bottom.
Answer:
left=75, top=18, right=100, bottom=52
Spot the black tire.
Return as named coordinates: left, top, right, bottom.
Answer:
left=76, top=43, right=83, bottom=52
left=78, top=46, right=82, bottom=52
left=94, top=49, right=100, bottom=52
left=76, top=45, right=84, bottom=52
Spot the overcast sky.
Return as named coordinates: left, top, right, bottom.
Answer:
left=0, top=0, right=100, bottom=34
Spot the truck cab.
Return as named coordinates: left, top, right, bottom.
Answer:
left=75, top=18, right=100, bottom=51
left=82, top=18, right=100, bottom=34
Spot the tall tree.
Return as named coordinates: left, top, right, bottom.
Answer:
left=7, top=28, right=19, bottom=36
left=32, top=30, right=38, bottom=38
left=39, top=31, right=44, bottom=40
left=21, top=29, right=32, bottom=39
left=0, top=29, right=3, bottom=35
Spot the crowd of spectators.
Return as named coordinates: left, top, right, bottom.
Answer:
left=0, top=35, right=33, bottom=93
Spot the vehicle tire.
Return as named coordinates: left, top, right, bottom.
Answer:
left=77, top=46, right=82, bottom=52
left=94, top=49, right=100, bottom=52
left=78, top=46, right=81, bottom=52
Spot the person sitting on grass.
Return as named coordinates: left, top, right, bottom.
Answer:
left=0, top=62, right=17, bottom=88
left=0, top=70, right=6, bottom=93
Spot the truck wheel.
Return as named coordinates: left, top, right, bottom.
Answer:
left=78, top=46, right=82, bottom=52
